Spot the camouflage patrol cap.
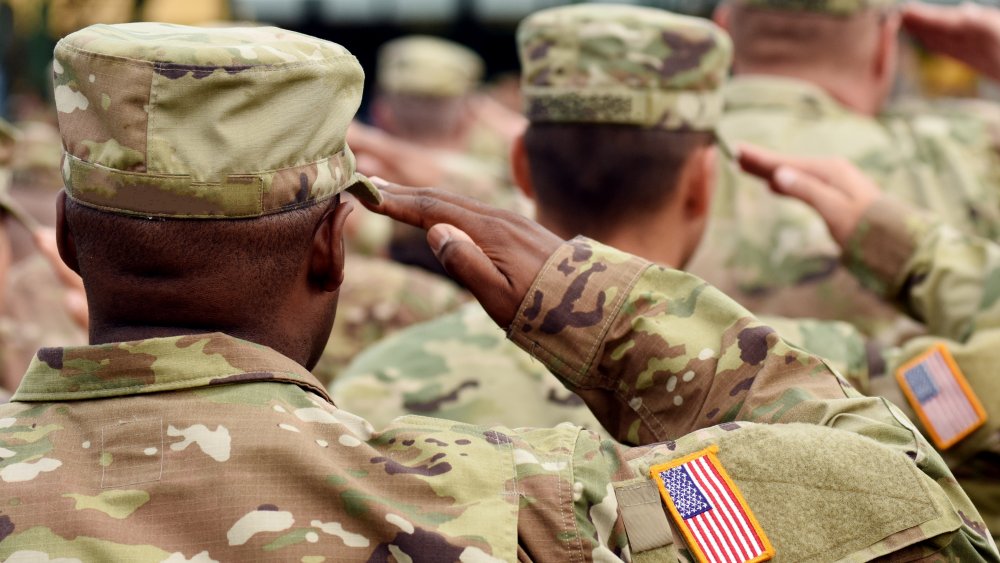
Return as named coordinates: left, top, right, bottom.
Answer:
left=377, top=36, right=484, bottom=98
left=517, top=4, right=733, bottom=131
left=734, top=0, right=896, bottom=16
left=53, top=22, right=382, bottom=220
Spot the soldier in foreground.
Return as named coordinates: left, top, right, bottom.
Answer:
left=334, top=5, right=870, bottom=432
left=0, top=22, right=995, bottom=562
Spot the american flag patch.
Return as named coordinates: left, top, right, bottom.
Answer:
left=650, top=446, right=773, bottom=563
left=896, top=344, right=986, bottom=450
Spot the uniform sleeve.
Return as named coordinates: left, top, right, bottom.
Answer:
left=508, top=237, right=999, bottom=560
left=844, top=196, right=1000, bottom=341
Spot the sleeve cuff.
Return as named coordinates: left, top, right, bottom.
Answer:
left=507, top=236, right=649, bottom=389
left=843, top=197, right=936, bottom=299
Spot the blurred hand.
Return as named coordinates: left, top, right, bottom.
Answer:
left=32, top=227, right=89, bottom=330
left=737, top=145, right=880, bottom=247
left=363, top=178, right=562, bottom=327
left=347, top=122, right=447, bottom=187
left=902, top=2, right=1000, bottom=82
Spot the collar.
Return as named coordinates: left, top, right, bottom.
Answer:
left=12, top=332, right=332, bottom=403
left=724, top=75, right=852, bottom=118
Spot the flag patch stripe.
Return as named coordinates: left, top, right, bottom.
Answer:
left=650, top=446, right=774, bottom=563
left=896, top=344, right=986, bottom=450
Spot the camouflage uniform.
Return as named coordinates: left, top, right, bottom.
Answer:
left=1, top=20, right=994, bottom=562
left=686, top=0, right=1000, bottom=345
left=312, top=255, right=468, bottom=387
left=843, top=196, right=1000, bottom=538
left=336, top=302, right=869, bottom=433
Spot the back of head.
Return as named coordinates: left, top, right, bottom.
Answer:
left=52, top=23, right=381, bottom=345
left=375, top=36, right=484, bottom=142
left=721, top=0, right=898, bottom=100
left=516, top=4, right=730, bottom=239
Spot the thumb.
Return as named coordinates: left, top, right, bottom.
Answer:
left=427, top=224, right=513, bottom=324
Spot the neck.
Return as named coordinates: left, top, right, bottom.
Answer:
left=537, top=209, right=689, bottom=269
left=734, top=66, right=880, bottom=116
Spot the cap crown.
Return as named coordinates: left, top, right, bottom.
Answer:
left=377, top=35, right=484, bottom=98
left=55, top=22, right=379, bottom=219
left=518, top=4, right=732, bottom=131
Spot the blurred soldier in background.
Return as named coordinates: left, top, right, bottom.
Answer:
left=687, top=0, right=1000, bottom=346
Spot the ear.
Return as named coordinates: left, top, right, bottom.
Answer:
left=510, top=131, right=535, bottom=201
left=55, top=191, right=81, bottom=275
left=685, top=144, right=717, bottom=221
left=309, top=198, right=354, bottom=292
left=713, top=3, right=732, bottom=31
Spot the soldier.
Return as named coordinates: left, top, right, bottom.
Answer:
left=0, top=20, right=994, bottom=561
left=737, top=142, right=1000, bottom=538
left=333, top=6, right=871, bottom=432
left=0, top=120, right=87, bottom=393
left=367, top=35, right=527, bottom=277
left=685, top=0, right=1000, bottom=344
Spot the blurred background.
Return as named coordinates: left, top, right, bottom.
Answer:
left=3, top=0, right=1000, bottom=124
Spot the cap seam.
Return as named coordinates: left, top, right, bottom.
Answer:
left=57, top=42, right=359, bottom=72
left=66, top=149, right=352, bottom=180
left=64, top=192, right=337, bottom=220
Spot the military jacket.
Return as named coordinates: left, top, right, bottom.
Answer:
left=687, top=75, right=1000, bottom=344
left=0, top=239, right=995, bottom=561
left=845, top=197, right=1000, bottom=537
left=312, top=255, right=467, bottom=386
left=334, top=305, right=869, bottom=434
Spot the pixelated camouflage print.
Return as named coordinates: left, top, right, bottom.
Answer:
left=313, top=255, right=468, bottom=386
left=847, top=196, right=1000, bottom=538
left=517, top=5, right=732, bottom=130
left=687, top=76, right=1000, bottom=345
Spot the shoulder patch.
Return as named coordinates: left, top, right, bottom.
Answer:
left=650, top=445, right=774, bottom=563
left=896, top=344, right=986, bottom=450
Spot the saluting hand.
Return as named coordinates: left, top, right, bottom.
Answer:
left=902, top=2, right=1000, bottom=82
left=737, top=145, right=880, bottom=248
left=363, top=178, right=562, bottom=328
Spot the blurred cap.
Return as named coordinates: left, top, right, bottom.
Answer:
left=517, top=4, right=733, bottom=131
left=54, top=22, right=381, bottom=220
left=377, top=36, right=484, bottom=98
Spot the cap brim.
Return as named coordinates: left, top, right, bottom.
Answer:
left=346, top=173, right=384, bottom=206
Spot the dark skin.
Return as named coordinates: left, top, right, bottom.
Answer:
left=55, top=191, right=355, bottom=370
left=54, top=181, right=563, bottom=368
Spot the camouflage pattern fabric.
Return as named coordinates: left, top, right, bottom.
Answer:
left=0, top=254, right=88, bottom=394
left=53, top=22, right=381, bottom=219
left=517, top=5, right=732, bottom=131
left=735, top=0, right=895, bottom=16
left=686, top=76, right=1000, bottom=345
left=844, top=196, right=1000, bottom=538
left=312, top=255, right=469, bottom=387
left=335, top=304, right=871, bottom=435
left=376, top=35, right=484, bottom=98
left=1, top=238, right=995, bottom=560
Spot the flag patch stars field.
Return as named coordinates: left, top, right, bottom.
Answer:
left=651, top=446, right=774, bottom=563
